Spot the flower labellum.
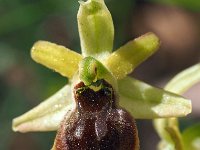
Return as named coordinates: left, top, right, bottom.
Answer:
left=54, top=68, right=139, bottom=149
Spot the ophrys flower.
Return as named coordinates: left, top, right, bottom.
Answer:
left=12, top=0, right=192, bottom=149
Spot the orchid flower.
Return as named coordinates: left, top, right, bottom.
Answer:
left=12, top=0, right=192, bottom=149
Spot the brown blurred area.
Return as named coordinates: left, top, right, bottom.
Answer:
left=132, top=2, right=200, bottom=81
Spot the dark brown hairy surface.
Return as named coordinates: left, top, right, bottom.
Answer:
left=55, top=80, right=139, bottom=150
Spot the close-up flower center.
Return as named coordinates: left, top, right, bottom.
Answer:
left=74, top=79, right=115, bottom=112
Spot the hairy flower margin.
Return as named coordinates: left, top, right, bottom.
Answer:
left=11, top=0, right=199, bottom=149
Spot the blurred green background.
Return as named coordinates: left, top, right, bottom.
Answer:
left=0, top=0, right=200, bottom=149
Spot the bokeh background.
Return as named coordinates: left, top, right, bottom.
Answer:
left=0, top=0, right=200, bottom=149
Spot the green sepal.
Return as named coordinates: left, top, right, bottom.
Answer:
left=12, top=85, right=75, bottom=132
left=78, top=0, right=114, bottom=58
left=118, top=77, right=191, bottom=119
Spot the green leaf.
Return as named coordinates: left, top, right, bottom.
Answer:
left=182, top=123, right=200, bottom=150
left=79, top=56, right=117, bottom=88
left=105, top=32, right=160, bottom=79
left=78, top=0, right=114, bottom=58
left=118, top=77, right=191, bottom=119
left=31, top=41, right=83, bottom=78
left=12, top=85, right=75, bottom=132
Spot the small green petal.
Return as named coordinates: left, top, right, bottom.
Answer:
left=79, top=56, right=117, bottom=88
left=105, top=32, right=160, bottom=79
left=12, top=85, right=75, bottom=132
left=31, top=41, right=83, bottom=78
left=118, top=77, right=191, bottom=119
left=182, top=123, right=200, bottom=150
left=78, top=0, right=114, bottom=58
